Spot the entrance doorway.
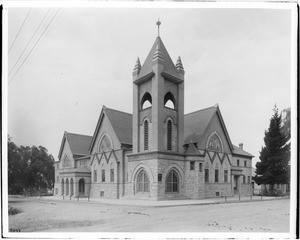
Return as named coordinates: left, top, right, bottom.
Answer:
left=79, top=178, right=85, bottom=195
left=234, top=175, right=239, bottom=195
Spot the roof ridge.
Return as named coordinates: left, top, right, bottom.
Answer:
left=66, top=132, right=93, bottom=138
left=105, top=107, right=132, bottom=116
left=185, top=105, right=217, bottom=116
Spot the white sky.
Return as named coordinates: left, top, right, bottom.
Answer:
left=6, top=5, right=293, bottom=166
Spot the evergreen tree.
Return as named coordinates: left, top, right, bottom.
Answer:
left=253, top=105, right=290, bottom=194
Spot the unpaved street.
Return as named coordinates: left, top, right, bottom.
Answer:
left=8, top=197, right=289, bottom=232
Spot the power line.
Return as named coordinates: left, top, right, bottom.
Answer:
left=8, top=8, right=32, bottom=54
left=9, top=8, right=60, bottom=85
left=9, top=8, right=51, bottom=76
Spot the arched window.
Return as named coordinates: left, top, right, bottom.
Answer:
left=79, top=178, right=85, bottom=194
left=207, top=133, right=223, bottom=152
left=70, top=178, right=74, bottom=196
left=66, top=178, right=69, bottom=195
left=99, top=135, right=112, bottom=152
left=167, top=120, right=172, bottom=150
left=166, top=170, right=179, bottom=193
left=164, top=92, right=175, bottom=109
left=141, top=92, right=152, bottom=109
left=63, top=155, right=71, bottom=167
left=144, top=120, right=149, bottom=151
left=61, top=179, right=64, bottom=195
left=137, top=170, right=150, bottom=193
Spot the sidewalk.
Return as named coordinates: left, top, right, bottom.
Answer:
left=32, top=195, right=289, bottom=207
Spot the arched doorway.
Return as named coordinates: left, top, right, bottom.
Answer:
left=66, top=178, right=69, bottom=195
left=61, top=179, right=64, bottom=195
left=78, top=178, right=85, bottom=195
left=165, top=170, right=179, bottom=193
left=70, top=178, right=74, bottom=196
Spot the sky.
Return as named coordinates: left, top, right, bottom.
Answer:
left=6, top=5, right=294, bottom=166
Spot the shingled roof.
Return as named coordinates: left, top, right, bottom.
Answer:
left=64, top=106, right=252, bottom=158
left=184, top=106, right=217, bottom=144
left=58, top=132, right=92, bottom=159
left=232, top=144, right=254, bottom=158
left=138, top=36, right=181, bottom=80
left=104, top=107, right=133, bottom=146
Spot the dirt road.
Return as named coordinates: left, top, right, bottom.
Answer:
left=8, top=197, right=289, bottom=232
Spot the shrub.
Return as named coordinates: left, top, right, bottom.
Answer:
left=8, top=206, right=22, bottom=215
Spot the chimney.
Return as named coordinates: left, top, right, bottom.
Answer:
left=239, top=143, right=243, bottom=150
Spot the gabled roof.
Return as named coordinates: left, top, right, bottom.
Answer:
left=184, top=105, right=234, bottom=151
left=184, top=106, right=216, bottom=144
left=138, top=36, right=181, bottom=80
left=105, top=107, right=132, bottom=145
left=89, top=106, right=133, bottom=153
left=184, top=142, right=202, bottom=156
left=232, top=144, right=254, bottom=158
left=58, top=132, right=92, bottom=160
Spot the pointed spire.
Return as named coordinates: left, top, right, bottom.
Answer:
left=133, top=57, right=141, bottom=72
left=176, top=56, right=184, bottom=70
left=132, top=57, right=141, bottom=77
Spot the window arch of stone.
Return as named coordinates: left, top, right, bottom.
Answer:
left=165, top=169, right=180, bottom=193
left=98, top=133, right=113, bottom=153
left=206, top=132, right=224, bottom=152
left=141, top=92, right=152, bottom=109
left=63, top=155, right=71, bottom=168
left=136, top=169, right=150, bottom=193
left=164, top=92, right=176, bottom=109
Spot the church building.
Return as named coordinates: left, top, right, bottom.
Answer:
left=53, top=23, right=254, bottom=200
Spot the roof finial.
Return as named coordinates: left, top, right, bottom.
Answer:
left=156, top=18, right=161, bottom=37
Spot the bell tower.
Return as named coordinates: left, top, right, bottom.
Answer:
left=132, top=20, right=185, bottom=154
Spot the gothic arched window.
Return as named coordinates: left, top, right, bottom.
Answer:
left=164, top=92, right=176, bottom=109
left=137, top=170, right=150, bottom=193
left=167, top=120, right=172, bottom=150
left=63, top=155, right=71, bottom=167
left=99, top=135, right=112, bottom=152
left=207, top=133, right=223, bottom=152
left=141, top=92, right=152, bottom=109
left=166, top=170, right=179, bottom=193
left=144, top=120, right=149, bottom=151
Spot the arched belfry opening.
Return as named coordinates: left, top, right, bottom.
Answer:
left=141, top=92, right=152, bottom=109
left=164, top=92, right=175, bottom=109
left=132, top=22, right=185, bottom=155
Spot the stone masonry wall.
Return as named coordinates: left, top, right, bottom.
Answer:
left=90, top=182, right=118, bottom=199
left=126, top=157, right=158, bottom=200
left=205, top=183, right=232, bottom=198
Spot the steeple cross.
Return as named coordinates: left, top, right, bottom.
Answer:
left=156, top=19, right=161, bottom=37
